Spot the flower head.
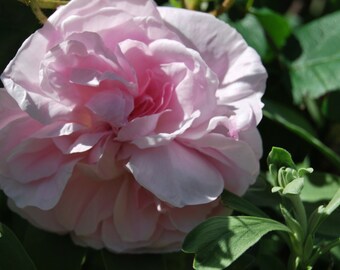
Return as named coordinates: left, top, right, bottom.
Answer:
left=0, top=0, right=266, bottom=252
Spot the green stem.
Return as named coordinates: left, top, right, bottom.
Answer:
left=36, top=0, right=68, bottom=9
left=263, top=109, right=340, bottom=169
left=308, top=237, right=340, bottom=267
left=287, top=254, right=298, bottom=270
left=246, top=0, right=254, bottom=11
left=289, top=195, right=308, bottom=241
left=303, top=97, right=324, bottom=129
left=20, top=0, right=47, bottom=24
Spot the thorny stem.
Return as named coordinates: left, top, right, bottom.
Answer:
left=20, top=0, right=47, bottom=24
left=34, top=0, right=68, bottom=9
left=19, top=0, right=68, bottom=24
left=210, top=0, right=235, bottom=17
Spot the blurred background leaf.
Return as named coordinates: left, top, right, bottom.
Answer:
left=0, top=223, right=37, bottom=270
left=289, top=11, right=340, bottom=103
left=22, top=225, right=86, bottom=270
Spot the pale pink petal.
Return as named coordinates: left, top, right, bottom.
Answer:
left=167, top=200, right=221, bottom=232
left=113, top=178, right=159, bottom=242
left=8, top=200, right=67, bottom=233
left=1, top=159, right=78, bottom=209
left=0, top=90, right=27, bottom=129
left=186, top=133, right=260, bottom=194
left=68, top=133, right=107, bottom=154
left=158, top=7, right=267, bottom=126
left=84, top=140, right=124, bottom=180
left=130, top=110, right=200, bottom=149
left=86, top=91, right=133, bottom=126
left=1, top=23, right=60, bottom=92
left=2, top=79, right=74, bottom=123
left=0, top=0, right=266, bottom=254
left=116, top=110, right=169, bottom=142
left=126, top=141, right=224, bottom=207
left=7, top=140, right=63, bottom=182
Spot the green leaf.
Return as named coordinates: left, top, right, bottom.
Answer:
left=243, top=174, right=281, bottom=207
left=267, top=146, right=296, bottom=170
left=280, top=205, right=303, bottom=243
left=283, top=178, right=304, bottom=195
left=324, top=188, right=340, bottom=215
left=229, top=13, right=270, bottom=60
left=272, top=186, right=283, bottom=193
left=182, top=216, right=290, bottom=270
left=301, top=172, right=340, bottom=202
left=303, top=234, right=314, bottom=261
left=264, top=99, right=340, bottom=168
left=221, top=189, right=268, bottom=218
left=309, top=237, right=340, bottom=267
left=330, top=245, right=340, bottom=262
left=252, top=8, right=292, bottom=49
left=298, top=168, right=314, bottom=177
left=289, top=11, right=340, bottom=103
left=0, top=223, right=37, bottom=270
left=264, top=99, right=317, bottom=136
left=322, top=91, right=340, bottom=122
left=169, top=0, right=182, bottom=8
left=305, top=203, right=340, bottom=238
left=22, top=225, right=86, bottom=270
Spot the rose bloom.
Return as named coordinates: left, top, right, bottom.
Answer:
left=0, top=0, right=266, bottom=252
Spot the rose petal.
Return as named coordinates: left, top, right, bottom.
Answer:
left=158, top=7, right=267, bottom=126
left=50, top=0, right=161, bottom=26
left=7, top=140, right=63, bottom=182
left=1, top=159, right=78, bottom=209
left=113, top=178, right=159, bottom=242
left=126, top=141, right=224, bottom=207
left=86, top=90, right=133, bottom=126
left=187, top=133, right=260, bottom=194
left=116, top=110, right=169, bottom=142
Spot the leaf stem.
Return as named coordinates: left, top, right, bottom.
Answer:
left=36, top=0, right=68, bottom=9
left=210, top=0, right=235, bottom=17
left=308, top=237, right=340, bottom=267
left=263, top=109, right=340, bottom=169
left=20, top=0, right=47, bottom=24
left=303, top=97, right=324, bottom=129
left=289, top=195, right=308, bottom=241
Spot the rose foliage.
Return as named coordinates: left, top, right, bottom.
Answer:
left=0, top=0, right=266, bottom=252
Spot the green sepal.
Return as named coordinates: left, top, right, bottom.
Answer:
left=280, top=205, right=304, bottom=245
left=267, top=147, right=296, bottom=171
left=282, top=177, right=304, bottom=195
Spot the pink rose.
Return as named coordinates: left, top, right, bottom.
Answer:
left=0, top=0, right=266, bottom=252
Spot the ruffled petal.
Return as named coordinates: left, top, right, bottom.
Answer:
left=186, top=133, right=260, bottom=195
left=158, top=7, right=267, bottom=127
left=127, top=141, right=224, bottom=207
